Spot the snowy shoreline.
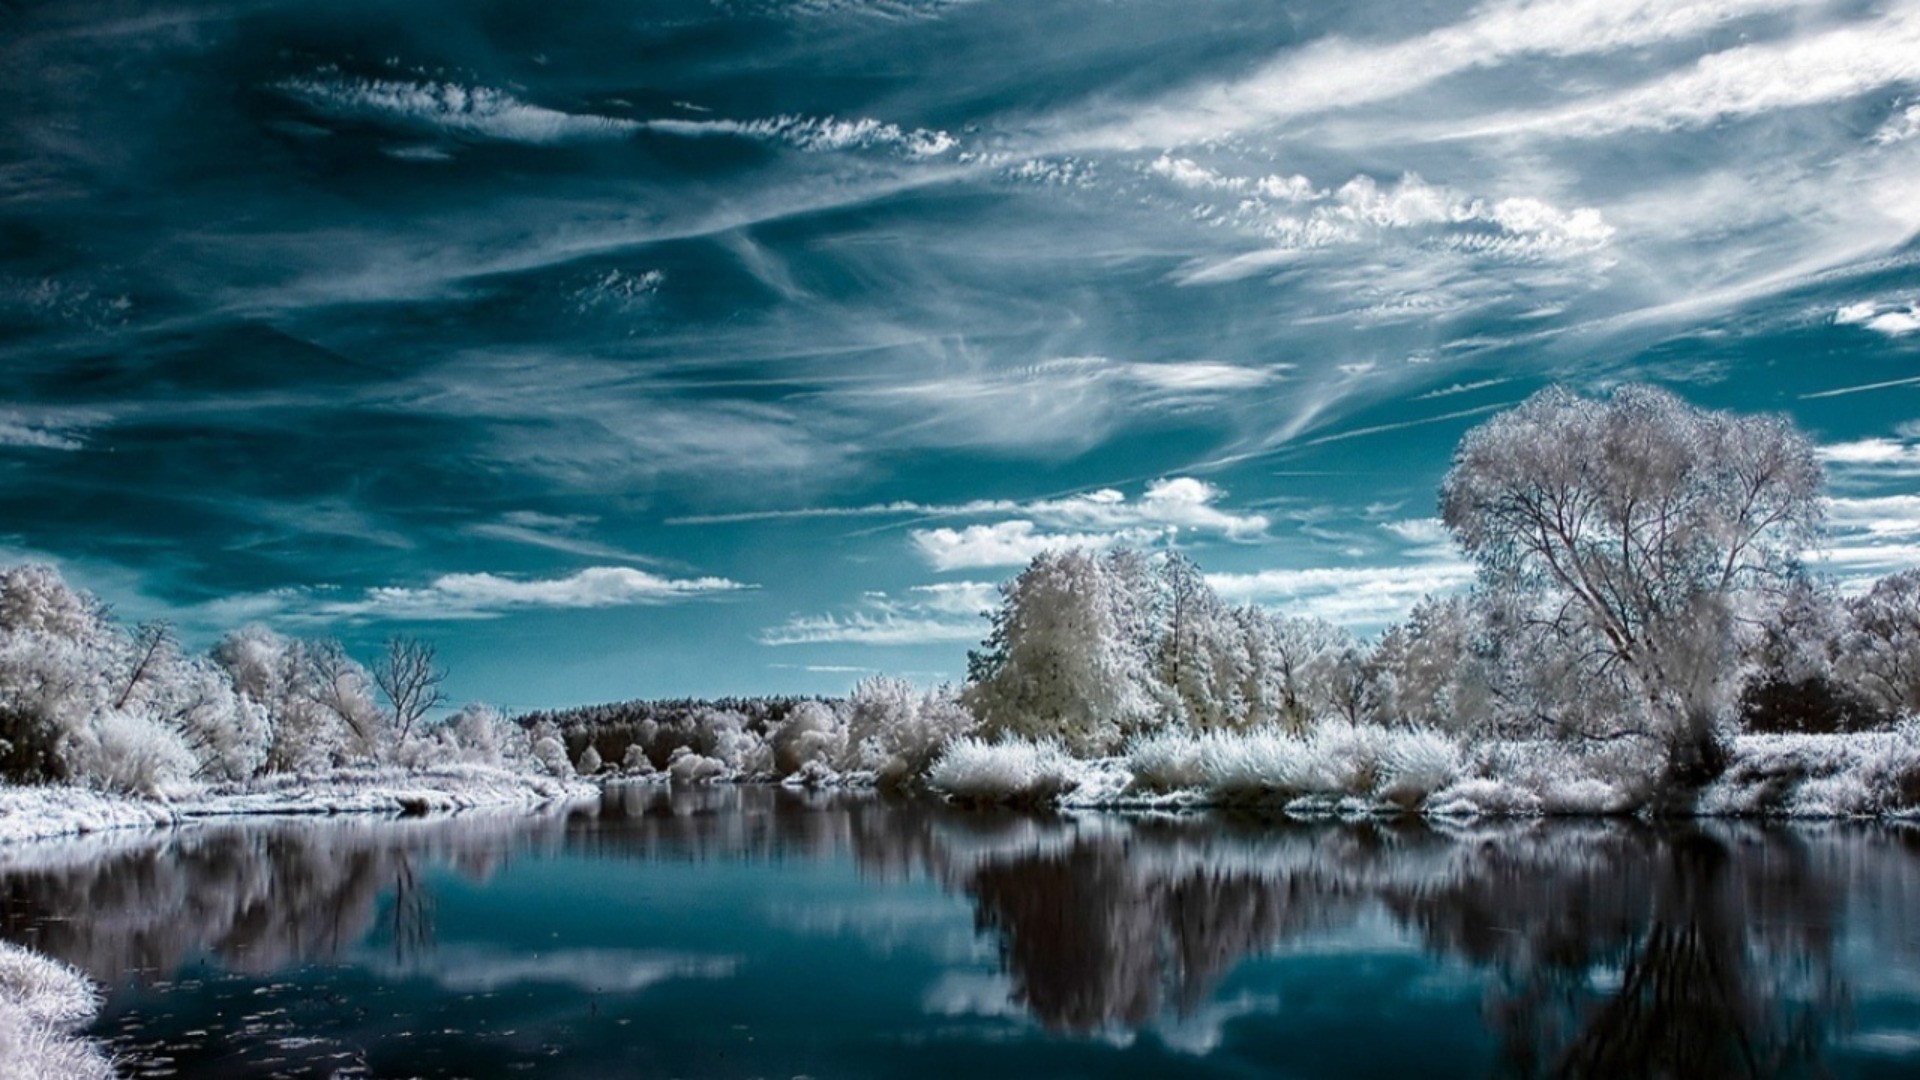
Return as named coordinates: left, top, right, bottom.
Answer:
left=0, top=765, right=596, bottom=846
left=0, top=941, right=111, bottom=1080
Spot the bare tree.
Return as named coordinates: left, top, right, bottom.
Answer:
left=374, top=635, right=447, bottom=742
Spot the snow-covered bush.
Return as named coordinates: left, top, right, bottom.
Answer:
left=529, top=721, right=574, bottom=779
left=667, top=745, right=729, bottom=783
left=770, top=699, right=847, bottom=776
left=0, top=941, right=111, bottom=1080
left=845, top=676, right=976, bottom=785
left=577, top=744, right=603, bottom=775
left=926, top=736, right=1082, bottom=805
left=1377, top=727, right=1464, bottom=808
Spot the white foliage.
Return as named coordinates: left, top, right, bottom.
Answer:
left=845, top=676, right=976, bottom=784
left=925, top=736, right=1082, bottom=805
left=0, top=941, right=111, bottom=1080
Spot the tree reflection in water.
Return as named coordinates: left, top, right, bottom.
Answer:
left=0, top=786, right=1913, bottom=1076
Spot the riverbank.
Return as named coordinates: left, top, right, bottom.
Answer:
left=0, top=765, right=596, bottom=845
left=923, top=725, right=1920, bottom=819
left=0, top=941, right=111, bottom=1080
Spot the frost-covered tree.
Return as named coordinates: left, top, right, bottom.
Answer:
left=1739, top=579, right=1880, bottom=734
left=1441, top=385, right=1822, bottom=783
left=0, top=564, right=197, bottom=792
left=213, top=626, right=347, bottom=774
left=1839, top=569, right=1920, bottom=718
left=964, top=549, right=1162, bottom=755
left=845, top=676, right=975, bottom=784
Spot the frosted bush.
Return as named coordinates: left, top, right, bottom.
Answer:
left=1427, top=777, right=1545, bottom=817
left=0, top=940, right=111, bottom=1080
left=622, top=744, right=655, bottom=775
left=926, top=736, right=1081, bottom=805
left=1196, top=729, right=1319, bottom=799
left=1377, top=727, right=1464, bottom=807
left=667, top=746, right=729, bottom=783
left=530, top=724, right=573, bottom=779
left=846, top=677, right=977, bottom=785
left=67, top=710, right=195, bottom=795
left=770, top=700, right=847, bottom=776
left=1125, top=731, right=1208, bottom=792
left=578, top=745, right=603, bottom=775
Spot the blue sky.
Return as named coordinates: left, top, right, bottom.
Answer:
left=3, top=0, right=1919, bottom=710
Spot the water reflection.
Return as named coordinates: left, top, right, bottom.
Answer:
left=1, top=787, right=1916, bottom=1076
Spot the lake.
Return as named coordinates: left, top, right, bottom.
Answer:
left=2, top=785, right=1918, bottom=1078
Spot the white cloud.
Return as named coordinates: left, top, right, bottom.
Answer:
left=912, top=520, right=1144, bottom=571
left=677, top=476, right=1271, bottom=542
left=1452, top=8, right=1920, bottom=140
left=1057, top=0, right=1804, bottom=149
left=224, top=566, right=748, bottom=623
left=1817, top=438, right=1920, bottom=470
left=275, top=74, right=644, bottom=143
left=1170, top=172, right=1613, bottom=285
left=1877, top=103, right=1920, bottom=145
left=760, top=581, right=998, bottom=646
left=1208, top=560, right=1475, bottom=627
left=0, top=419, right=84, bottom=451
left=1836, top=298, right=1920, bottom=337
left=650, top=114, right=958, bottom=158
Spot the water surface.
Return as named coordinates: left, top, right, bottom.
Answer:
left=2, top=786, right=1917, bottom=1077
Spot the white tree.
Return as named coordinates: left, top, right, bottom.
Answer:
left=1839, top=569, right=1920, bottom=717
left=213, top=626, right=346, bottom=774
left=1440, top=385, right=1823, bottom=782
left=964, top=549, right=1161, bottom=755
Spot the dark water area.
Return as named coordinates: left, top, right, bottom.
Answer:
left=2, top=788, right=1918, bottom=1078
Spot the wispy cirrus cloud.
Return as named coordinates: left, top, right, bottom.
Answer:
left=678, top=476, right=1269, bottom=538
left=1050, top=0, right=1806, bottom=150
left=1445, top=7, right=1920, bottom=141
left=274, top=74, right=646, bottom=143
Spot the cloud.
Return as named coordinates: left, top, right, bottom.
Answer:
left=649, top=114, right=958, bottom=158
left=1817, top=438, right=1920, bottom=471
left=275, top=74, right=645, bottom=144
left=679, top=476, right=1270, bottom=539
left=1055, top=0, right=1804, bottom=150
left=0, top=419, right=85, bottom=451
left=760, top=582, right=996, bottom=645
left=224, top=566, right=748, bottom=623
left=911, top=520, right=1146, bottom=571
left=1168, top=172, right=1613, bottom=286
left=1450, top=8, right=1920, bottom=140
left=1208, top=560, right=1476, bottom=627
left=465, top=512, right=664, bottom=564
left=824, top=357, right=1292, bottom=454
left=1836, top=299, right=1920, bottom=337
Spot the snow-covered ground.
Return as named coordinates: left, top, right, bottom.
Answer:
left=0, top=765, right=596, bottom=845
left=0, top=940, right=112, bottom=1080
left=925, top=725, right=1920, bottom=819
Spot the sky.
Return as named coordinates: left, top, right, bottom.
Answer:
left=3, top=0, right=1920, bottom=710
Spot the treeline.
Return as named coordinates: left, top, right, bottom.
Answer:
left=0, top=564, right=571, bottom=794
left=521, top=679, right=973, bottom=787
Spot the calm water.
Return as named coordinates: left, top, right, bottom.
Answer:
left=2, top=787, right=1918, bottom=1078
